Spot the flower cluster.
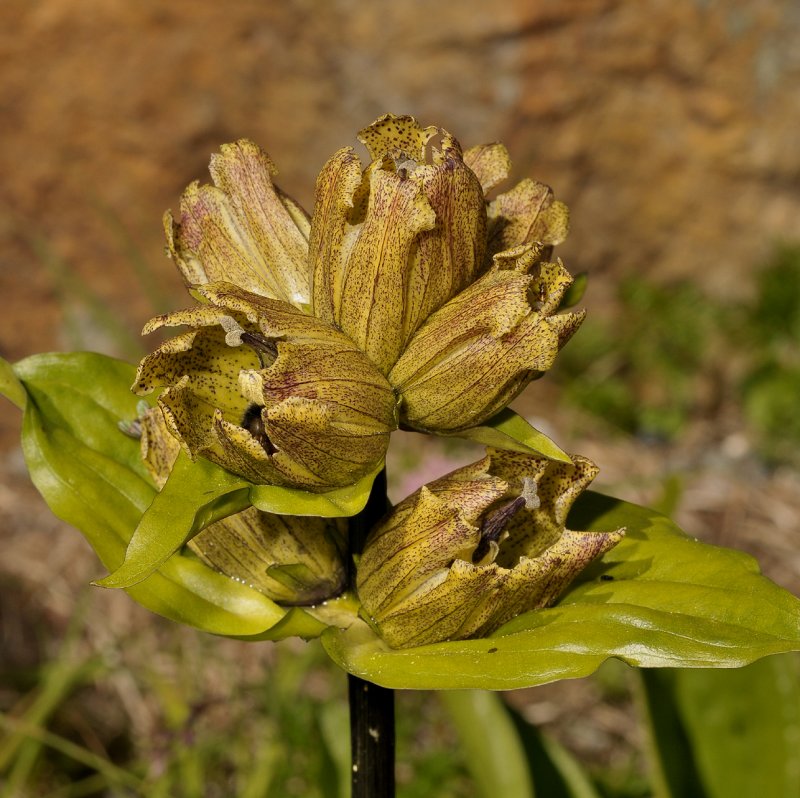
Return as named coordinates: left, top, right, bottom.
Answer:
left=133, top=114, right=623, bottom=646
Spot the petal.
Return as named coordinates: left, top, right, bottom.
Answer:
left=166, top=140, right=311, bottom=306
left=357, top=114, right=438, bottom=162
left=486, top=452, right=599, bottom=562
left=389, top=271, right=549, bottom=431
left=476, top=526, right=625, bottom=636
left=242, top=341, right=398, bottom=431
left=487, top=179, right=570, bottom=262
left=358, top=487, right=480, bottom=616
left=309, top=147, right=364, bottom=325
left=207, top=410, right=311, bottom=486
left=139, top=406, right=181, bottom=488
left=463, top=142, right=511, bottom=195
left=402, top=133, right=487, bottom=342
left=338, top=167, right=435, bottom=373
left=157, top=375, right=224, bottom=459
left=134, top=326, right=257, bottom=418
left=264, top=397, right=390, bottom=487
left=390, top=263, right=585, bottom=431
left=197, top=282, right=355, bottom=347
left=370, top=560, right=501, bottom=648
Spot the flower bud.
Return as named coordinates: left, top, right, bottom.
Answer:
left=189, top=510, right=347, bottom=606
left=389, top=245, right=584, bottom=432
left=357, top=449, right=624, bottom=648
left=134, top=282, right=397, bottom=489
left=310, top=114, right=487, bottom=372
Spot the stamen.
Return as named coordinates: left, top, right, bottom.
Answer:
left=240, top=332, right=278, bottom=368
left=472, top=494, right=529, bottom=563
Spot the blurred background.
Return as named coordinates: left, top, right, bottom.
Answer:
left=1, top=1, right=799, bottom=795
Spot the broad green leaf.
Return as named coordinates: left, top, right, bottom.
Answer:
left=446, top=408, right=571, bottom=462
left=322, top=493, right=800, bottom=689
left=640, top=655, right=800, bottom=798
left=12, top=352, right=324, bottom=640
left=441, top=691, right=535, bottom=798
left=0, top=355, right=26, bottom=410
left=98, top=446, right=380, bottom=590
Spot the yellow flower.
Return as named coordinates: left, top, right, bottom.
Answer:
left=357, top=449, right=624, bottom=648
left=310, top=114, right=488, bottom=373
left=309, top=115, right=571, bottom=376
left=189, top=511, right=347, bottom=606
left=134, top=283, right=397, bottom=489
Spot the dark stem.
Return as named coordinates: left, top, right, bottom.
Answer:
left=347, top=469, right=395, bottom=798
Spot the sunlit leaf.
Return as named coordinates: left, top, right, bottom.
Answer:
left=445, top=409, right=571, bottom=462
left=249, top=463, right=383, bottom=517
left=323, top=493, right=800, bottom=689
left=96, top=452, right=251, bottom=589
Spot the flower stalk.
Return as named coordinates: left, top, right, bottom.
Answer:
left=347, top=469, right=395, bottom=798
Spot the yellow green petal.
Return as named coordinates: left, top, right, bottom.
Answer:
left=309, top=147, right=364, bottom=325
left=139, top=406, right=181, bottom=488
left=463, top=142, right=511, bottom=194
left=189, top=509, right=346, bottom=605
left=134, top=326, right=257, bottom=417
left=487, top=179, right=570, bottom=261
left=357, top=113, right=438, bottom=162
left=338, top=167, right=435, bottom=372
left=402, top=134, right=487, bottom=342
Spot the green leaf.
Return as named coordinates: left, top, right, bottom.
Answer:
left=446, top=409, right=571, bottom=462
left=12, top=352, right=324, bottom=640
left=441, top=691, right=535, bottom=798
left=322, top=493, right=800, bottom=689
left=96, top=452, right=251, bottom=589
left=0, top=355, right=26, bottom=410
left=640, top=655, right=800, bottom=798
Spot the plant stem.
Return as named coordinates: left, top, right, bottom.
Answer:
left=347, top=469, right=395, bottom=798
left=348, top=675, right=395, bottom=798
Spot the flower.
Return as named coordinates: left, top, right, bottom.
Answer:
left=310, top=114, right=489, bottom=373
left=357, top=449, right=624, bottom=648
left=389, top=245, right=584, bottom=431
left=134, top=283, right=397, bottom=489
left=310, top=115, right=572, bottom=377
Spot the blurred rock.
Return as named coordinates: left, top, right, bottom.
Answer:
left=1, top=0, right=798, bottom=362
